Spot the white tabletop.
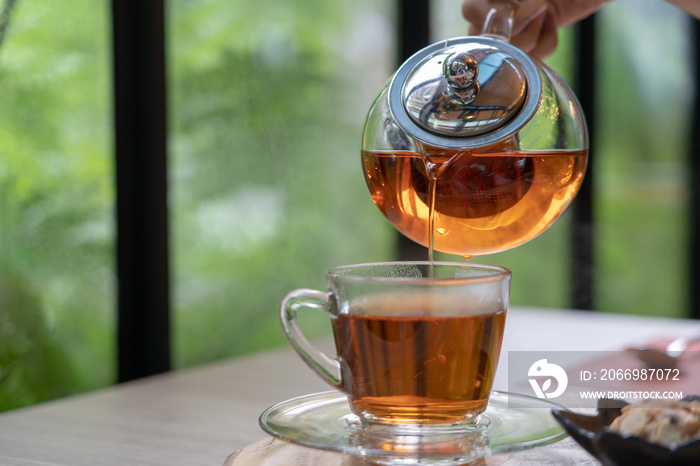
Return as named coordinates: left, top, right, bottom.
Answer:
left=1, top=307, right=698, bottom=466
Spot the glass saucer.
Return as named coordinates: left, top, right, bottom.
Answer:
left=259, top=390, right=569, bottom=465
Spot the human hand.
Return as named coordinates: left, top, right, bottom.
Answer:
left=462, top=0, right=611, bottom=58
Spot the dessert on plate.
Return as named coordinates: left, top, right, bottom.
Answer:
left=608, top=399, right=700, bottom=447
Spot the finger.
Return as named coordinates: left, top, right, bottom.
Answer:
left=512, top=0, right=548, bottom=36
left=462, top=0, right=490, bottom=33
left=464, top=0, right=548, bottom=38
left=528, top=11, right=558, bottom=59
left=510, top=11, right=546, bottom=54
left=463, top=0, right=558, bottom=59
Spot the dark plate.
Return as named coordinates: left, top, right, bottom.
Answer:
left=552, top=396, right=700, bottom=466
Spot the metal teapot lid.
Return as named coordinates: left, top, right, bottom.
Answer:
left=388, top=35, right=541, bottom=149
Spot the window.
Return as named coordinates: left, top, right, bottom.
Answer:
left=0, top=1, right=113, bottom=410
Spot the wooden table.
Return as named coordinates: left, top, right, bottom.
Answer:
left=1, top=307, right=699, bottom=465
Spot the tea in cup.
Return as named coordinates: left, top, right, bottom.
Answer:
left=280, top=261, right=511, bottom=427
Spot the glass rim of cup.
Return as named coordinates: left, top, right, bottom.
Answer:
left=327, top=261, right=511, bottom=284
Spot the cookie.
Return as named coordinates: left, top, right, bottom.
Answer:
left=609, top=399, right=700, bottom=447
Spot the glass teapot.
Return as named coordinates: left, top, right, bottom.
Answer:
left=361, top=1, right=588, bottom=258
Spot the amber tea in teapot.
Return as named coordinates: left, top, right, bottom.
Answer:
left=362, top=144, right=587, bottom=257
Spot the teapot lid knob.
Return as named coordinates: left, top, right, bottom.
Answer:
left=442, top=52, right=479, bottom=104
left=388, top=37, right=542, bottom=149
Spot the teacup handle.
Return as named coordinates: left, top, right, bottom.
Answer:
left=280, top=289, right=347, bottom=393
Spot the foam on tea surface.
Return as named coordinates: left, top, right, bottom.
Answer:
left=348, top=291, right=505, bottom=318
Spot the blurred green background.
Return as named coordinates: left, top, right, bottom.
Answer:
left=0, top=0, right=693, bottom=411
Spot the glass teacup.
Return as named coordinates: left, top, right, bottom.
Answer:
left=280, top=261, right=511, bottom=427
